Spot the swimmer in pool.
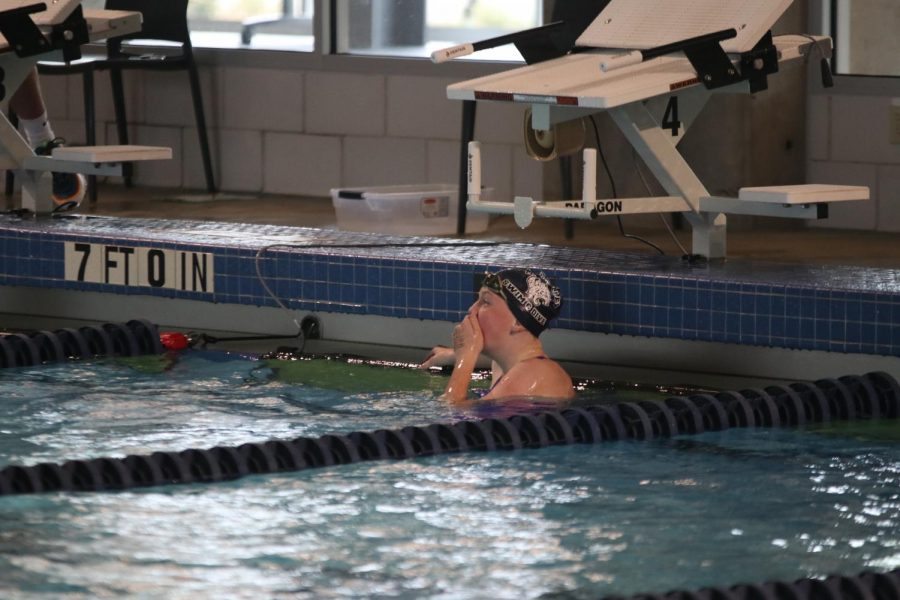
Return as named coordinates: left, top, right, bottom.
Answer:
left=420, top=268, right=574, bottom=405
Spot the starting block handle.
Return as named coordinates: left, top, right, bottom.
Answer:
left=0, top=2, right=51, bottom=56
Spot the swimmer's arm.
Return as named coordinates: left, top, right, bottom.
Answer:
left=440, top=314, right=484, bottom=405
left=419, top=345, right=455, bottom=368
left=421, top=346, right=503, bottom=382
left=441, top=349, right=479, bottom=405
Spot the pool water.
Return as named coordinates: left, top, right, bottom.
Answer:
left=0, top=350, right=672, bottom=466
left=0, top=352, right=897, bottom=599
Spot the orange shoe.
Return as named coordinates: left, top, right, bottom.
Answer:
left=34, top=138, right=88, bottom=207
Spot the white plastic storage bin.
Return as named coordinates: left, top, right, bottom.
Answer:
left=330, top=184, right=489, bottom=235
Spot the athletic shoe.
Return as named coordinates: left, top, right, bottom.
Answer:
left=34, top=138, right=88, bottom=206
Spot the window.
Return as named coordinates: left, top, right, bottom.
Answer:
left=188, top=0, right=315, bottom=52
left=829, top=0, right=900, bottom=77
left=179, top=0, right=544, bottom=58
left=336, top=0, right=543, bottom=61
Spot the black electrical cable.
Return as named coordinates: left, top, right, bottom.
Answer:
left=800, top=33, right=834, bottom=88
left=199, top=332, right=302, bottom=344
left=631, top=148, right=690, bottom=256
left=52, top=201, right=80, bottom=214
left=279, top=241, right=502, bottom=250
left=588, top=116, right=665, bottom=255
left=190, top=316, right=326, bottom=352
left=588, top=116, right=618, bottom=200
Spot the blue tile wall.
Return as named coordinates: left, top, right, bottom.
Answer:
left=2, top=215, right=900, bottom=357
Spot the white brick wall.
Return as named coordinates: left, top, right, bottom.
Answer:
left=342, top=136, right=427, bottom=188
left=36, top=60, right=546, bottom=205
left=305, top=72, right=385, bottom=137
left=831, top=96, right=900, bottom=164
left=130, top=125, right=184, bottom=188
left=878, top=165, right=900, bottom=233
left=806, top=94, right=829, bottom=162
left=264, top=132, right=341, bottom=196
left=386, top=75, right=459, bottom=139
left=200, top=128, right=248, bottom=192
left=143, top=71, right=206, bottom=128
left=807, top=91, right=900, bottom=231
left=219, top=67, right=303, bottom=132
left=807, top=160, right=879, bottom=230
left=48, top=54, right=900, bottom=236
left=425, top=139, right=459, bottom=184
left=478, top=142, right=513, bottom=202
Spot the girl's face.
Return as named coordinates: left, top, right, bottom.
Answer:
left=469, top=287, right=517, bottom=350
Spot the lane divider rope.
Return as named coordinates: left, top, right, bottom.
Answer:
left=0, top=320, right=163, bottom=367
left=0, top=370, right=896, bottom=495
left=601, top=567, right=900, bottom=600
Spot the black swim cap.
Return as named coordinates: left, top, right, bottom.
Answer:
left=482, top=268, right=562, bottom=337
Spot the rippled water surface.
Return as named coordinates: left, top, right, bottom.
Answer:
left=0, top=352, right=897, bottom=599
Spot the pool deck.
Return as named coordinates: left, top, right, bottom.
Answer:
left=2, top=185, right=900, bottom=384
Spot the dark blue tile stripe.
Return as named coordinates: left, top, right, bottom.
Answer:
left=2, top=215, right=900, bottom=357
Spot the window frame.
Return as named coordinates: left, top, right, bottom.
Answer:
left=826, top=0, right=900, bottom=79
left=187, top=0, right=539, bottom=75
left=808, top=0, right=900, bottom=96
left=182, top=1, right=900, bottom=97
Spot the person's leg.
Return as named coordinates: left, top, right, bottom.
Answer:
left=9, top=68, right=46, bottom=119
left=8, top=68, right=85, bottom=206
left=9, top=68, right=56, bottom=148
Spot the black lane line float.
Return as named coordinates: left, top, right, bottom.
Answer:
left=0, top=320, right=163, bottom=367
left=0, top=371, right=896, bottom=495
left=601, top=567, right=900, bottom=600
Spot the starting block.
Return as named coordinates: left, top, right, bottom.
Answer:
left=737, top=184, right=870, bottom=205
left=437, top=0, right=865, bottom=258
left=0, top=0, right=171, bottom=214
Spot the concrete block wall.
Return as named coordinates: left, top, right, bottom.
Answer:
left=802, top=0, right=900, bottom=234
left=806, top=90, right=900, bottom=232
left=38, top=61, right=543, bottom=204
left=32, top=0, right=813, bottom=234
left=39, top=2, right=896, bottom=237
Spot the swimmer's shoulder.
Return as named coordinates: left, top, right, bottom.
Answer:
left=495, top=357, right=574, bottom=399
